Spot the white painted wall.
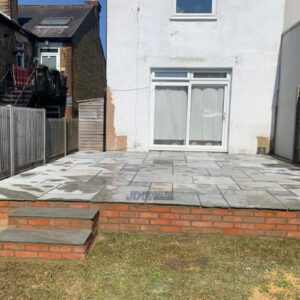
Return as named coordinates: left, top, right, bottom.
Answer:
left=107, top=0, right=285, bottom=153
left=284, top=0, right=300, bottom=31
left=275, top=25, right=300, bottom=160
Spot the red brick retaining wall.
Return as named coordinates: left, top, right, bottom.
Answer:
left=0, top=201, right=299, bottom=239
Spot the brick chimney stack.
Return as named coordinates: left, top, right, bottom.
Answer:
left=0, top=0, right=18, bottom=20
left=85, top=0, right=101, bottom=33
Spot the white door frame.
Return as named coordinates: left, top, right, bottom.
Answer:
left=149, top=73, right=231, bottom=152
left=38, top=42, right=61, bottom=71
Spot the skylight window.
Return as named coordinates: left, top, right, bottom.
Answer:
left=40, top=18, right=71, bottom=26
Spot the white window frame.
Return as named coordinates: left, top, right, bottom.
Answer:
left=171, top=0, right=217, bottom=21
left=149, top=69, right=231, bottom=152
left=38, top=42, right=61, bottom=71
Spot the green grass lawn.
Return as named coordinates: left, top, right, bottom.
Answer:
left=0, top=233, right=299, bottom=300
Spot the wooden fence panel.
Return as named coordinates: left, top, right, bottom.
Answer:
left=46, top=119, right=65, bottom=161
left=12, top=107, right=44, bottom=173
left=0, top=106, right=79, bottom=179
left=78, top=99, right=104, bottom=151
left=66, top=119, right=78, bottom=154
left=0, top=107, right=10, bottom=179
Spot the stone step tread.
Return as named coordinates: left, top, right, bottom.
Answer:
left=0, top=228, right=92, bottom=245
left=9, top=207, right=98, bottom=220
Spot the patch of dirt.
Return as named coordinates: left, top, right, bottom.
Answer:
left=249, top=287, right=274, bottom=300
left=249, top=270, right=300, bottom=300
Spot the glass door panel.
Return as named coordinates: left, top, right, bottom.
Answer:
left=154, top=86, right=188, bottom=145
left=41, top=55, right=57, bottom=69
left=189, top=86, right=224, bottom=146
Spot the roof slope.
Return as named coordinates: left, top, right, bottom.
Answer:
left=0, top=10, right=36, bottom=38
left=18, top=5, right=92, bottom=38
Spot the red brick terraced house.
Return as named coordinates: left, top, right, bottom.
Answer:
left=0, top=0, right=106, bottom=117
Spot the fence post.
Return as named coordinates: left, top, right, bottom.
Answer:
left=43, top=109, right=46, bottom=164
left=9, top=105, right=15, bottom=176
left=64, top=118, right=67, bottom=156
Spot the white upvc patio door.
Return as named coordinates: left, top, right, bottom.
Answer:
left=149, top=71, right=231, bottom=152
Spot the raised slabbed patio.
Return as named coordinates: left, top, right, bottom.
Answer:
left=0, top=151, right=299, bottom=248
left=0, top=151, right=300, bottom=210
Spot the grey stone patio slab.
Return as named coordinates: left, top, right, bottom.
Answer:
left=97, top=170, right=136, bottom=177
left=133, top=175, right=193, bottom=184
left=153, top=159, right=173, bottom=165
left=92, top=185, right=149, bottom=203
left=59, top=170, right=101, bottom=177
left=37, top=193, right=95, bottom=201
left=199, top=194, right=229, bottom=208
left=9, top=207, right=98, bottom=219
left=173, top=167, right=208, bottom=176
left=0, top=176, right=47, bottom=186
left=121, top=164, right=147, bottom=172
left=249, top=174, right=294, bottom=182
left=0, top=186, right=40, bottom=200
left=217, top=162, right=264, bottom=169
left=207, top=169, right=249, bottom=178
left=287, top=189, right=300, bottom=197
left=46, top=183, right=102, bottom=195
left=145, top=151, right=161, bottom=159
left=185, top=162, right=220, bottom=169
left=138, top=167, right=173, bottom=176
left=0, top=228, right=91, bottom=245
left=160, top=151, right=186, bottom=160
left=193, top=176, right=240, bottom=190
left=150, top=183, right=173, bottom=192
left=173, top=183, right=220, bottom=194
left=70, top=164, right=106, bottom=172
left=239, top=169, right=262, bottom=177
left=222, top=190, right=286, bottom=210
left=130, top=182, right=152, bottom=187
left=96, top=163, right=125, bottom=171
left=87, top=176, right=133, bottom=186
left=100, top=158, right=142, bottom=164
left=34, top=182, right=61, bottom=191
left=237, top=181, right=289, bottom=193
left=146, top=192, right=200, bottom=206
left=274, top=197, right=300, bottom=210
left=236, top=162, right=267, bottom=168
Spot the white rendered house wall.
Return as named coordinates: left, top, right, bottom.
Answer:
left=107, top=0, right=285, bottom=153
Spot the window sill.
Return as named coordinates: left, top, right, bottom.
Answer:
left=170, top=14, right=217, bottom=21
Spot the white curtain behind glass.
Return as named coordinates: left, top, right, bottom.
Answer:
left=42, top=56, right=57, bottom=70
left=190, top=86, right=224, bottom=144
left=154, top=86, right=187, bottom=144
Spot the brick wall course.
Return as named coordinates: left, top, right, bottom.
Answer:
left=0, top=201, right=299, bottom=239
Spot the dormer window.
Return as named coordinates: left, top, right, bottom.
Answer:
left=39, top=17, right=71, bottom=26
left=172, top=0, right=217, bottom=21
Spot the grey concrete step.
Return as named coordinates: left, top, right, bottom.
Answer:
left=0, top=228, right=92, bottom=245
left=9, top=207, right=99, bottom=220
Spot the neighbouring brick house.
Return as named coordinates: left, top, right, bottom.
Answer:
left=18, top=0, right=106, bottom=117
left=0, top=9, right=36, bottom=90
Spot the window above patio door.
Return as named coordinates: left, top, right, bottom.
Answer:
left=150, top=70, right=231, bottom=152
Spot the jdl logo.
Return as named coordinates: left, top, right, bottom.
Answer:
left=126, top=191, right=148, bottom=201
left=126, top=191, right=174, bottom=201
